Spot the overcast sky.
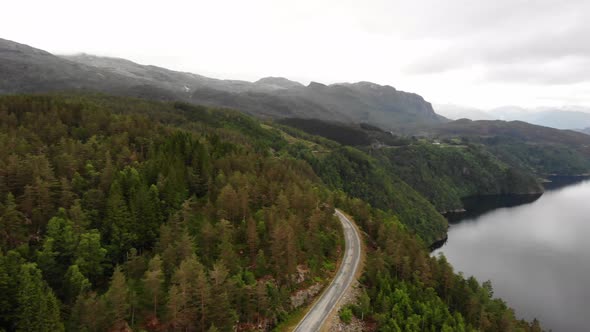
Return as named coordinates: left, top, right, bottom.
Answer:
left=2, top=0, right=590, bottom=109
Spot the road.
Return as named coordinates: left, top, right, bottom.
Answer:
left=293, top=209, right=362, bottom=332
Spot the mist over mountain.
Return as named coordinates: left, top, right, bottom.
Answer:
left=435, top=104, right=495, bottom=120
left=0, top=38, right=443, bottom=130
left=436, top=103, right=590, bottom=130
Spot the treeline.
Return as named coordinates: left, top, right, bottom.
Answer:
left=0, top=95, right=341, bottom=331
left=278, top=118, right=412, bottom=147
left=337, top=197, right=543, bottom=332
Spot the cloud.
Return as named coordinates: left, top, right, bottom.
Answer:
left=2, top=0, right=590, bottom=107
left=401, top=0, right=590, bottom=84
left=486, top=57, right=590, bottom=85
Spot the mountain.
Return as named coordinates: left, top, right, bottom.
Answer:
left=0, top=39, right=132, bottom=94
left=254, top=76, right=304, bottom=90
left=65, top=54, right=445, bottom=128
left=0, top=38, right=443, bottom=130
left=491, top=108, right=590, bottom=130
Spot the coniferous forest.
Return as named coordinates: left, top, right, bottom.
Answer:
left=0, top=94, right=543, bottom=331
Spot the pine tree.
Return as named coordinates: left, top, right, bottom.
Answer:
left=59, top=177, right=75, bottom=209
left=142, top=255, right=164, bottom=318
left=0, top=193, right=27, bottom=250
left=0, top=250, right=22, bottom=328
left=67, top=199, right=89, bottom=234
left=195, top=264, right=211, bottom=332
left=246, top=217, right=259, bottom=266
left=105, top=266, right=129, bottom=328
left=104, top=181, right=135, bottom=259
left=216, top=184, right=240, bottom=222
left=16, top=263, right=64, bottom=332
left=70, top=291, right=107, bottom=332
left=64, top=265, right=91, bottom=305
left=74, top=230, right=107, bottom=283
left=99, top=151, right=115, bottom=193
left=168, top=255, right=203, bottom=331
left=209, top=262, right=236, bottom=331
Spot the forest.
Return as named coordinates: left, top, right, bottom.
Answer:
left=0, top=94, right=543, bottom=331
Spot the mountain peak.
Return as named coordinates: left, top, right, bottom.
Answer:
left=254, top=77, right=303, bottom=89
left=352, top=81, right=396, bottom=90
left=308, top=81, right=327, bottom=89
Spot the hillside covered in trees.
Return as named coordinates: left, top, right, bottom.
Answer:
left=371, top=144, right=543, bottom=212
left=427, top=119, right=590, bottom=176
left=0, top=94, right=542, bottom=331
left=0, top=95, right=342, bottom=331
left=276, top=119, right=546, bottom=215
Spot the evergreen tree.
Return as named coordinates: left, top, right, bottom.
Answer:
left=104, top=180, right=135, bottom=259
left=16, top=263, right=64, bottom=332
left=0, top=193, right=27, bottom=250
left=104, top=266, right=129, bottom=328
left=142, top=254, right=164, bottom=318
left=63, top=264, right=91, bottom=305
left=74, top=230, right=107, bottom=283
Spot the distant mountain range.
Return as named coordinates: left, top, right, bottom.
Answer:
left=0, top=38, right=443, bottom=130
left=436, top=104, right=590, bottom=131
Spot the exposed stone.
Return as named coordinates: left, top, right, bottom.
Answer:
left=290, top=283, right=323, bottom=309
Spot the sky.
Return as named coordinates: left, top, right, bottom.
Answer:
left=2, top=0, right=590, bottom=109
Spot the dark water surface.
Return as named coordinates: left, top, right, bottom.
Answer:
left=433, top=177, right=590, bottom=332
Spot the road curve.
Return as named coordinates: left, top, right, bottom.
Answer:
left=293, top=209, right=362, bottom=332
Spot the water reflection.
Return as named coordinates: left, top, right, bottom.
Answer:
left=444, top=194, right=541, bottom=224
left=434, top=177, right=590, bottom=332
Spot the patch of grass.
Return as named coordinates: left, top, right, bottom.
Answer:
left=339, top=306, right=353, bottom=325
left=322, top=261, right=336, bottom=272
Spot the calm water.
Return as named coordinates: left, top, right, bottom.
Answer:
left=433, top=177, right=590, bottom=332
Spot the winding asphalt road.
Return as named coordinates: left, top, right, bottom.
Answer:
left=293, top=209, right=362, bottom=332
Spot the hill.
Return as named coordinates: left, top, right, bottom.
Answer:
left=489, top=106, right=590, bottom=130
left=371, top=144, right=542, bottom=212
left=277, top=118, right=544, bottom=212
left=426, top=119, right=590, bottom=175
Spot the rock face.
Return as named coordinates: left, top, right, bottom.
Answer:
left=0, top=38, right=445, bottom=130
left=290, top=283, right=323, bottom=309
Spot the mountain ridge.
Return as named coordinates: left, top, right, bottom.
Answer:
left=0, top=37, right=443, bottom=130
left=436, top=103, right=590, bottom=130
